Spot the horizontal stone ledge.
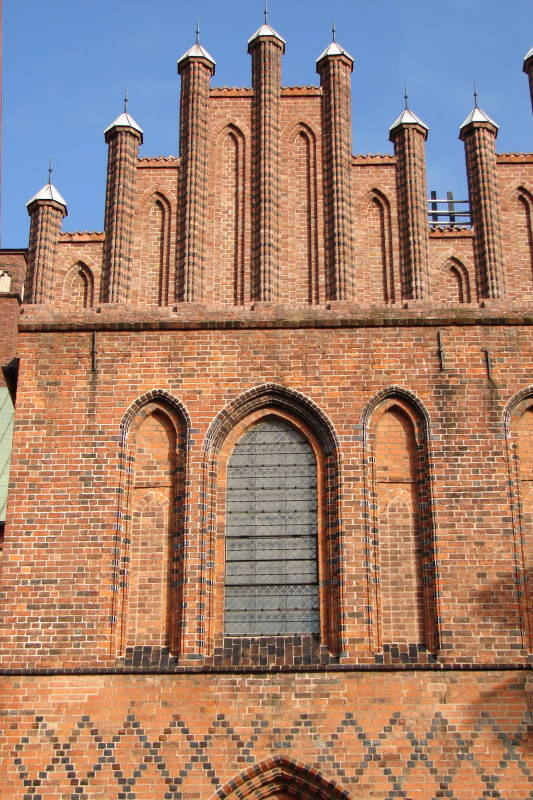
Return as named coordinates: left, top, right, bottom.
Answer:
left=17, top=306, right=533, bottom=333
left=0, top=662, right=530, bottom=676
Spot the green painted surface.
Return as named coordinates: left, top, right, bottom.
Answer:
left=0, top=387, right=14, bottom=522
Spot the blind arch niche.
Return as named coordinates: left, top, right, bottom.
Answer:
left=225, top=415, right=319, bottom=635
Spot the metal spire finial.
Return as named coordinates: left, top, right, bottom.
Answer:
left=124, top=88, right=129, bottom=114
left=473, top=83, right=478, bottom=108
left=264, top=0, right=268, bottom=24
left=48, top=159, right=53, bottom=186
left=331, top=20, right=336, bottom=42
left=404, top=84, right=409, bottom=109
left=195, top=20, right=200, bottom=44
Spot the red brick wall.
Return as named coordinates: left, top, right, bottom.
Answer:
left=0, top=250, right=27, bottom=298
left=2, top=35, right=533, bottom=800
left=0, top=316, right=532, bottom=669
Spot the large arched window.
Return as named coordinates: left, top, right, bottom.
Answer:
left=224, top=415, right=319, bottom=635
left=200, top=384, right=341, bottom=663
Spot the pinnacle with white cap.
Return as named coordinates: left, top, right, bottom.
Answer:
left=26, top=160, right=68, bottom=214
left=104, top=90, right=144, bottom=142
left=248, top=1, right=286, bottom=51
left=459, top=86, right=499, bottom=133
left=523, top=45, right=533, bottom=69
left=316, top=21, right=353, bottom=69
left=178, top=21, right=216, bottom=71
left=389, top=86, right=429, bottom=136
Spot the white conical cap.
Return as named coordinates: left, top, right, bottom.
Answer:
left=177, top=42, right=216, bottom=70
left=316, top=39, right=353, bottom=66
left=523, top=46, right=533, bottom=65
left=104, top=111, right=144, bottom=142
left=248, top=23, right=286, bottom=51
left=460, top=105, right=499, bottom=132
left=389, top=107, right=429, bottom=133
left=26, top=182, right=68, bottom=213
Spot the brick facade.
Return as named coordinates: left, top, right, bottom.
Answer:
left=0, top=23, right=532, bottom=800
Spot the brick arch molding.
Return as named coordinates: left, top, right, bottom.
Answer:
left=214, top=756, right=351, bottom=800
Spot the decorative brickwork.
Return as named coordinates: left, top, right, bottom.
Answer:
left=0, top=673, right=531, bottom=799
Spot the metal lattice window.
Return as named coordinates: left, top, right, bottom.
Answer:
left=224, top=416, right=319, bottom=635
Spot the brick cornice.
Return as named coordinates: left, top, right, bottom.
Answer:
left=496, top=152, right=533, bottom=163
left=59, top=231, right=104, bottom=241
left=429, top=227, right=474, bottom=238
left=352, top=154, right=395, bottom=164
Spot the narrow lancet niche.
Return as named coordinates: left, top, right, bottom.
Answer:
left=63, top=261, right=94, bottom=308
left=118, top=400, right=186, bottom=655
left=432, top=257, right=471, bottom=304
left=367, top=394, right=438, bottom=657
left=510, top=399, right=533, bottom=649
left=212, top=125, right=246, bottom=305
left=283, top=124, right=319, bottom=304
left=517, top=187, right=533, bottom=290
left=143, top=193, right=171, bottom=305
left=363, top=189, right=395, bottom=304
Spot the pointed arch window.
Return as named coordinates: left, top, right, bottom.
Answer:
left=203, top=385, right=341, bottom=661
left=224, top=416, right=319, bottom=635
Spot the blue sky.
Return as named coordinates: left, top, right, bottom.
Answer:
left=3, top=0, right=532, bottom=247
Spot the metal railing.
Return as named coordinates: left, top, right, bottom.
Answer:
left=428, top=190, right=471, bottom=229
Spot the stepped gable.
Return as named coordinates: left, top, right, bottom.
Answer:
left=0, top=19, right=533, bottom=800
